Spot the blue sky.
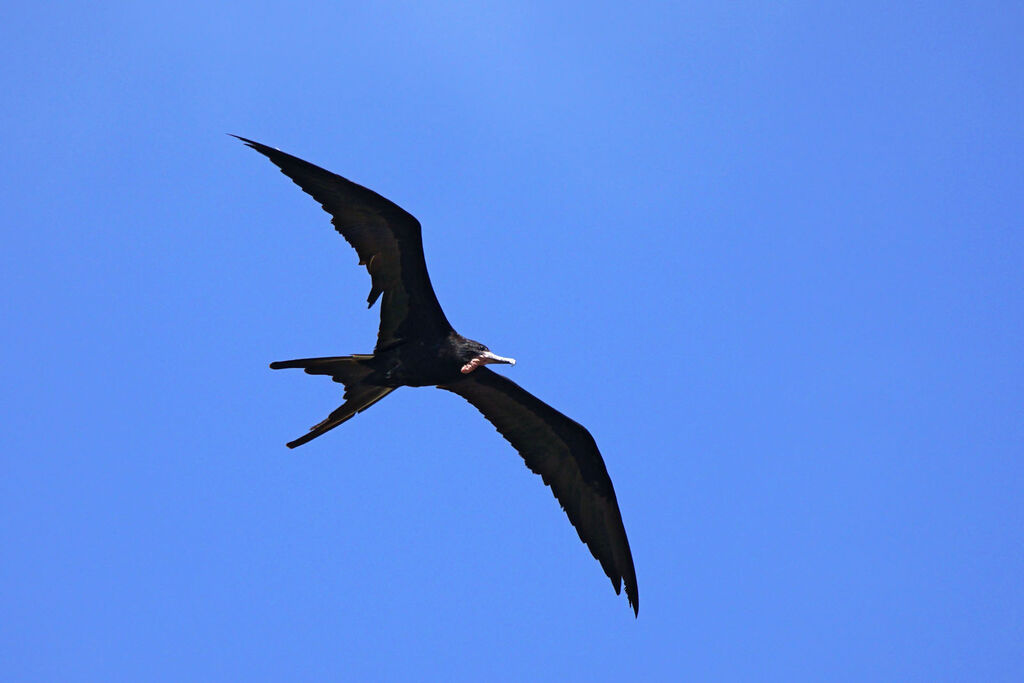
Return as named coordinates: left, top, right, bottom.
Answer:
left=2, top=2, right=1021, bottom=680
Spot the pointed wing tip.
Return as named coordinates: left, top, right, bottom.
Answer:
left=231, top=134, right=275, bottom=155
left=622, top=572, right=639, bottom=616
left=613, top=574, right=639, bottom=617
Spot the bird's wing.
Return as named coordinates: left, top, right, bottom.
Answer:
left=235, top=136, right=453, bottom=350
left=439, top=367, right=638, bottom=615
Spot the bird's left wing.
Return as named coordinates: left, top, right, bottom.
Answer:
left=234, top=136, right=453, bottom=350
left=439, top=368, right=638, bottom=615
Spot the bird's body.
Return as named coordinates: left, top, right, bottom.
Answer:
left=371, top=333, right=504, bottom=387
left=236, top=136, right=638, bottom=615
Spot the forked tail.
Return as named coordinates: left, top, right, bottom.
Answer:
left=269, top=355, right=395, bottom=448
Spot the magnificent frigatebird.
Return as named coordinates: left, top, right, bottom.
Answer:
left=235, top=136, right=638, bottom=615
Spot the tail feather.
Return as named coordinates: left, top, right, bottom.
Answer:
left=285, top=385, right=394, bottom=448
left=270, top=354, right=373, bottom=378
left=270, top=354, right=394, bottom=447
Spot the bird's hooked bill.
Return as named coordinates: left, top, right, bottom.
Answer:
left=461, top=350, right=517, bottom=374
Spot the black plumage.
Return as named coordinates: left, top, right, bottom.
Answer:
left=236, top=136, right=638, bottom=615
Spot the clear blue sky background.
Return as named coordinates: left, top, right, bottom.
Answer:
left=2, top=2, right=1021, bottom=680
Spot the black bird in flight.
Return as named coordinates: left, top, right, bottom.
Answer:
left=235, top=136, right=638, bottom=615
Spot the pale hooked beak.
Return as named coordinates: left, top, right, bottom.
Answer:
left=461, top=350, right=517, bottom=374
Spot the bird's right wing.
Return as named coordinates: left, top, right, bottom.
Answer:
left=440, top=368, right=638, bottom=615
left=235, top=136, right=453, bottom=350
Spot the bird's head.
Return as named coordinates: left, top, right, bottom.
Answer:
left=458, top=339, right=516, bottom=374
